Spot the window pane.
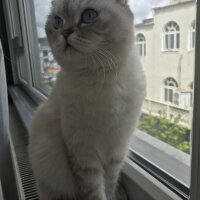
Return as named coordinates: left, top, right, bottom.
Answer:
left=192, top=32, right=195, bottom=49
left=165, top=34, right=169, bottom=49
left=170, top=34, right=174, bottom=49
left=27, top=0, right=195, bottom=189
left=133, top=0, right=195, bottom=187
left=169, top=89, right=173, bottom=102
left=139, top=44, right=143, bottom=56
left=177, top=33, right=180, bottom=49
left=165, top=88, right=168, bottom=102
left=33, top=0, right=60, bottom=87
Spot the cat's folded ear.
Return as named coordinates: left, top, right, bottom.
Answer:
left=116, top=0, right=128, bottom=6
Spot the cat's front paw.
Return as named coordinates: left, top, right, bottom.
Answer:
left=116, top=184, right=128, bottom=200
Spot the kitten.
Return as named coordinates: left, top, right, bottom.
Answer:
left=28, top=0, right=146, bottom=199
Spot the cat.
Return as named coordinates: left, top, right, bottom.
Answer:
left=28, top=0, right=146, bottom=199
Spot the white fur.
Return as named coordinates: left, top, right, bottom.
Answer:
left=29, top=0, right=146, bottom=199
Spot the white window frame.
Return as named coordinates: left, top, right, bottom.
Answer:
left=136, top=33, right=146, bottom=57
left=189, top=20, right=196, bottom=51
left=163, top=21, right=180, bottom=51
left=163, top=77, right=178, bottom=104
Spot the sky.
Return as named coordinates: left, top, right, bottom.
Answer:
left=34, top=0, right=170, bottom=38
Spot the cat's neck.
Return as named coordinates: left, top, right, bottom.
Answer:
left=55, top=43, right=135, bottom=89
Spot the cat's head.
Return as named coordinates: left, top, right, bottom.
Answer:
left=45, top=0, right=134, bottom=69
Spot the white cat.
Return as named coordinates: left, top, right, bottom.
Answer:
left=28, top=0, right=146, bottom=199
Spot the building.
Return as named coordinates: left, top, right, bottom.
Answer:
left=135, top=0, right=196, bottom=127
left=38, top=38, right=60, bottom=86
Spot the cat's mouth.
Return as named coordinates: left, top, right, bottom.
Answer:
left=64, top=43, right=73, bottom=51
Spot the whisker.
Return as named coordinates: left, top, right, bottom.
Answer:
left=93, top=53, right=106, bottom=90
left=97, top=47, right=119, bottom=81
left=96, top=49, right=112, bottom=74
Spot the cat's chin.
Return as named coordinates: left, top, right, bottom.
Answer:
left=64, top=43, right=75, bottom=52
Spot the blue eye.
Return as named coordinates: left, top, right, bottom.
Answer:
left=81, top=9, right=98, bottom=24
left=54, top=16, right=63, bottom=29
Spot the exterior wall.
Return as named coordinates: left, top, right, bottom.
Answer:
left=135, top=0, right=195, bottom=107
left=135, top=24, right=154, bottom=99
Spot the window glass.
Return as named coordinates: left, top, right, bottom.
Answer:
left=170, top=34, right=174, bottom=49
left=190, top=21, right=196, bottom=49
left=30, top=0, right=195, bottom=188
left=165, top=34, right=169, bottom=49
left=136, top=33, right=146, bottom=57
left=33, top=0, right=60, bottom=87
left=132, top=0, right=195, bottom=187
left=192, top=32, right=195, bottom=49
left=163, top=21, right=180, bottom=50
left=177, top=33, right=180, bottom=49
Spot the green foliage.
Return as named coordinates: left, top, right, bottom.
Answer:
left=138, top=110, right=191, bottom=154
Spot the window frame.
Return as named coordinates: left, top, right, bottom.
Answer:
left=3, top=0, right=50, bottom=104
left=136, top=33, right=146, bottom=57
left=19, top=0, right=52, bottom=96
left=163, top=21, right=180, bottom=51
left=163, top=77, right=179, bottom=104
left=189, top=20, right=196, bottom=51
left=2, top=0, right=200, bottom=199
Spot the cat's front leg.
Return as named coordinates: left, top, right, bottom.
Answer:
left=70, top=154, right=107, bottom=200
left=105, top=158, right=123, bottom=200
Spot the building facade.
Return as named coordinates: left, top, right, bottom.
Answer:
left=135, top=0, right=196, bottom=127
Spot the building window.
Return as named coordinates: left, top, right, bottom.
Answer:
left=136, top=33, right=146, bottom=56
left=164, top=77, right=178, bottom=104
left=43, top=50, right=48, bottom=57
left=163, top=21, right=180, bottom=51
left=190, top=21, right=195, bottom=50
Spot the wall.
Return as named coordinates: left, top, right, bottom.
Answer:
left=135, top=1, right=195, bottom=104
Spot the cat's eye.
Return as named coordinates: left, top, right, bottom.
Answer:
left=54, top=16, right=64, bottom=29
left=81, top=9, right=98, bottom=24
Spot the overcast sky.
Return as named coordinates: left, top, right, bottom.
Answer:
left=34, top=0, right=170, bottom=38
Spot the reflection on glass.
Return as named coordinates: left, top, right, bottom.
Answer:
left=34, top=0, right=60, bottom=87
left=38, top=37, right=60, bottom=86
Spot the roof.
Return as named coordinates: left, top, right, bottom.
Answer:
left=135, top=18, right=154, bottom=27
left=135, top=0, right=195, bottom=28
left=153, top=0, right=195, bottom=11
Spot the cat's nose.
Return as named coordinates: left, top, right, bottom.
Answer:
left=62, top=29, right=74, bottom=39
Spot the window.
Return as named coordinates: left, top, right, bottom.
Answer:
left=2, top=0, right=199, bottom=199
left=163, top=77, right=178, bottom=104
left=189, top=20, right=196, bottom=50
left=163, top=21, right=180, bottom=51
left=132, top=1, right=195, bottom=196
left=136, top=33, right=146, bottom=56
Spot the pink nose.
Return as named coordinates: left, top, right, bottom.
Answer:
left=62, top=29, right=74, bottom=39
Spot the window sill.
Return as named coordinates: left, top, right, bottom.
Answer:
left=161, top=50, right=179, bottom=53
left=122, top=159, right=183, bottom=200
left=8, top=85, right=189, bottom=200
left=188, top=48, right=195, bottom=52
left=131, top=130, right=190, bottom=186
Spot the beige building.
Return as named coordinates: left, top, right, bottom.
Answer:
left=135, top=0, right=196, bottom=127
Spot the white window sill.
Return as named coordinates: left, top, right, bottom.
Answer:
left=122, top=159, right=183, bottom=200
left=161, top=50, right=180, bottom=53
left=188, top=48, right=195, bottom=52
